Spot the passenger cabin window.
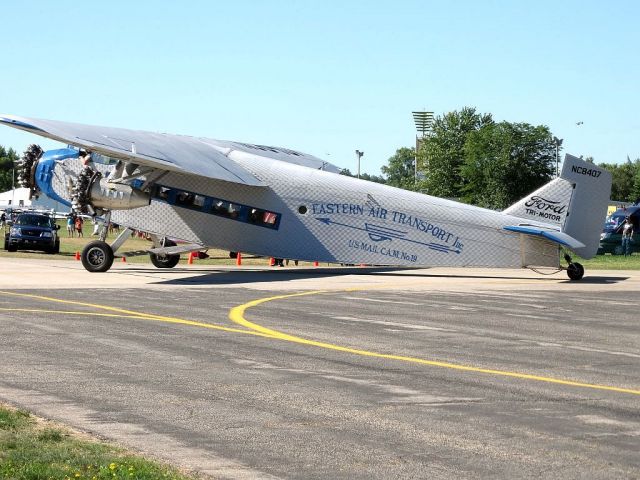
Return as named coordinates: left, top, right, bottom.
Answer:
left=176, top=191, right=195, bottom=207
left=210, top=200, right=232, bottom=217
left=152, top=185, right=280, bottom=230
left=157, top=187, right=171, bottom=201
left=249, top=208, right=279, bottom=227
left=193, top=194, right=205, bottom=208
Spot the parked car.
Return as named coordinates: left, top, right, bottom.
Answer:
left=4, top=212, right=61, bottom=253
left=598, top=206, right=639, bottom=255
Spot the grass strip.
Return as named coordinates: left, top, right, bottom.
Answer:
left=0, top=405, right=197, bottom=480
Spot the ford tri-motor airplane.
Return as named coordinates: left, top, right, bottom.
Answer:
left=0, top=114, right=611, bottom=280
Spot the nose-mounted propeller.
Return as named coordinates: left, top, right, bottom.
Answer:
left=15, top=144, right=43, bottom=199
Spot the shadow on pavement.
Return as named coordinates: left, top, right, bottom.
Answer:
left=113, top=266, right=630, bottom=286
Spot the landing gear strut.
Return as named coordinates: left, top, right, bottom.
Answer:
left=564, top=253, right=584, bottom=281
left=149, top=238, right=180, bottom=268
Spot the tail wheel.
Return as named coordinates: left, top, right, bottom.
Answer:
left=81, top=240, right=114, bottom=272
left=567, top=262, right=584, bottom=281
left=149, top=239, right=180, bottom=268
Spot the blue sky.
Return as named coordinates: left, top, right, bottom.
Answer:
left=1, top=1, right=638, bottom=174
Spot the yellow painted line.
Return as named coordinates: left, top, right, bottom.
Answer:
left=0, top=291, right=271, bottom=337
left=3, top=289, right=638, bottom=396
left=0, top=290, right=168, bottom=320
left=0, top=307, right=164, bottom=320
left=228, top=290, right=640, bottom=396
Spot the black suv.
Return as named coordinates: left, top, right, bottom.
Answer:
left=4, top=213, right=60, bottom=253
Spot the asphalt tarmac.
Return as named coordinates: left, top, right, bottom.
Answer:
left=0, top=258, right=639, bottom=479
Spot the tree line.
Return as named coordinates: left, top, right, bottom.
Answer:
left=597, top=158, right=640, bottom=203
left=2, top=111, right=639, bottom=206
left=342, top=107, right=640, bottom=208
left=0, top=145, right=20, bottom=192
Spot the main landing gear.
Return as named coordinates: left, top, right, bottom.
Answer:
left=80, top=218, right=128, bottom=272
left=79, top=227, right=185, bottom=273
left=149, top=238, right=180, bottom=268
left=81, top=240, right=114, bottom=272
left=564, top=253, right=584, bottom=281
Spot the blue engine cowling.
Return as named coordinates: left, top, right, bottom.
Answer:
left=34, top=148, right=79, bottom=207
left=34, top=147, right=150, bottom=212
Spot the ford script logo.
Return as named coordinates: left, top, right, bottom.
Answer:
left=524, top=196, right=566, bottom=214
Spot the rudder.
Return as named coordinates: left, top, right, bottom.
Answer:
left=560, top=155, right=612, bottom=259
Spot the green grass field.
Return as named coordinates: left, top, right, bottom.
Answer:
left=2, top=221, right=639, bottom=270
left=571, top=252, right=640, bottom=270
left=0, top=405, right=196, bottom=480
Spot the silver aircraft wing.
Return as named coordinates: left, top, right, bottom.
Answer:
left=0, top=115, right=341, bottom=184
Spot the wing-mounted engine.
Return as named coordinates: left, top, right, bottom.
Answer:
left=19, top=145, right=151, bottom=215
left=72, top=159, right=150, bottom=214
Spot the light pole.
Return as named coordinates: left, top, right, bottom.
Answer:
left=355, top=150, right=364, bottom=179
left=412, top=111, right=434, bottom=183
left=552, top=136, right=563, bottom=177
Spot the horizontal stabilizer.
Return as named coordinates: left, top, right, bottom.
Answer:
left=504, top=225, right=585, bottom=249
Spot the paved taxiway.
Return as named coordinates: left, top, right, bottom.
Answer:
left=0, top=258, right=639, bottom=479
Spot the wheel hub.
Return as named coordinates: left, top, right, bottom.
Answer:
left=87, top=247, right=106, bottom=266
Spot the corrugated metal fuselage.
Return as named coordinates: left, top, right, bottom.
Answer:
left=103, top=154, right=559, bottom=269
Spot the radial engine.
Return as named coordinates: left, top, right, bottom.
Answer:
left=16, top=144, right=150, bottom=215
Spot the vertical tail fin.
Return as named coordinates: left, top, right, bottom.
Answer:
left=560, top=155, right=611, bottom=258
left=503, top=155, right=611, bottom=259
left=503, top=177, right=573, bottom=227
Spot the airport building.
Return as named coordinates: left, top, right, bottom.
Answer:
left=0, top=187, right=68, bottom=212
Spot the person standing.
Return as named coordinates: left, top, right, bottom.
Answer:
left=67, top=214, right=75, bottom=237
left=621, top=217, right=634, bottom=256
left=75, top=215, right=84, bottom=237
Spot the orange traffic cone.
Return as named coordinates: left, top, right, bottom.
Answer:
left=75, top=251, right=80, bottom=261
left=236, top=252, right=242, bottom=266
left=122, top=256, right=127, bottom=263
left=269, top=257, right=275, bottom=266
left=313, top=261, right=319, bottom=267
left=188, top=252, right=195, bottom=265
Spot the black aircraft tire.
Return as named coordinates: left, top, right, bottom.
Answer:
left=81, top=240, right=114, bottom=273
left=149, top=239, right=180, bottom=268
left=567, top=262, right=584, bottom=281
